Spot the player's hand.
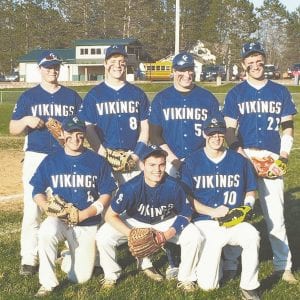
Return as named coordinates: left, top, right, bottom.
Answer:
left=98, top=145, right=107, bottom=157
left=24, top=116, right=45, bottom=129
left=171, top=158, right=182, bottom=170
left=131, top=153, right=139, bottom=162
left=211, top=205, right=229, bottom=219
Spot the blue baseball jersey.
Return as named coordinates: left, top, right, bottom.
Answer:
left=149, top=85, right=220, bottom=159
left=30, top=148, right=117, bottom=226
left=111, top=172, right=192, bottom=224
left=78, top=82, right=150, bottom=150
left=223, top=80, right=297, bottom=154
left=180, top=148, right=257, bottom=221
left=11, top=85, right=82, bottom=154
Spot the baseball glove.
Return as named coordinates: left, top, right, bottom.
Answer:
left=45, top=117, right=64, bottom=146
left=105, top=148, right=136, bottom=173
left=128, top=228, right=166, bottom=258
left=45, top=193, right=79, bottom=226
left=216, top=205, right=253, bottom=228
left=251, top=156, right=287, bottom=179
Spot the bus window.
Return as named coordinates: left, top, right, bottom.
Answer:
left=156, top=66, right=161, bottom=71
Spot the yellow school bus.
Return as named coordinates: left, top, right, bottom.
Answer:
left=142, top=61, right=172, bottom=81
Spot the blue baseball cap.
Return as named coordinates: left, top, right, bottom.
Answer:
left=203, top=115, right=226, bottom=136
left=172, top=52, right=195, bottom=70
left=105, top=45, right=128, bottom=60
left=38, top=50, right=62, bottom=68
left=139, top=144, right=168, bottom=161
left=62, top=116, right=86, bottom=132
left=241, top=42, right=266, bottom=59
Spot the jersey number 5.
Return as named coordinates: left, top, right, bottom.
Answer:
left=194, top=124, right=202, bottom=137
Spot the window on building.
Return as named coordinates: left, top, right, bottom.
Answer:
left=80, top=48, right=89, bottom=55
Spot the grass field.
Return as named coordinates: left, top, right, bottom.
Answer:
left=1, top=83, right=300, bottom=299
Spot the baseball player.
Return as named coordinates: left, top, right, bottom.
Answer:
left=223, top=42, right=298, bottom=284
left=148, top=52, right=220, bottom=278
left=96, top=145, right=203, bottom=292
left=149, top=52, right=220, bottom=177
left=78, top=45, right=150, bottom=185
left=180, top=116, right=260, bottom=300
left=30, top=117, right=117, bottom=297
left=9, top=51, right=82, bottom=276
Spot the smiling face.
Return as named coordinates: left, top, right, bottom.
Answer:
left=141, top=155, right=166, bottom=187
left=104, top=54, right=127, bottom=83
left=63, top=131, right=85, bottom=155
left=173, top=67, right=194, bottom=91
left=242, top=53, right=265, bottom=82
left=206, top=132, right=225, bottom=152
left=40, top=65, right=60, bottom=84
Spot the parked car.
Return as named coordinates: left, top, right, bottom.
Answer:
left=264, top=64, right=280, bottom=79
left=291, top=63, right=300, bottom=78
left=201, top=65, right=226, bottom=81
left=5, top=72, right=19, bottom=82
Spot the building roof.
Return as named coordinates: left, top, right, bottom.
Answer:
left=74, top=38, right=139, bottom=46
left=18, top=48, right=75, bottom=63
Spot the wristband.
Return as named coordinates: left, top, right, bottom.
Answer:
left=280, top=135, right=293, bottom=155
left=91, top=201, right=104, bottom=215
left=244, top=195, right=255, bottom=208
left=134, top=141, right=147, bottom=158
left=171, top=215, right=190, bottom=234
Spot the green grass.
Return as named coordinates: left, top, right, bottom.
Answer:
left=1, top=83, right=300, bottom=299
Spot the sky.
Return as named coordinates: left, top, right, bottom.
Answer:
left=250, top=0, right=299, bottom=12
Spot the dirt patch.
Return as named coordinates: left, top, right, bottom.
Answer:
left=0, top=149, right=24, bottom=196
left=0, top=148, right=24, bottom=212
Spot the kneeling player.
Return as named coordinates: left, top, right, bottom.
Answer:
left=96, top=145, right=203, bottom=292
left=30, top=117, right=117, bottom=297
left=180, top=116, right=260, bottom=300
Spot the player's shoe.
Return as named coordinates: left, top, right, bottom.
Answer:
left=35, top=286, right=54, bottom=297
left=177, top=281, right=197, bottom=292
left=19, top=264, right=38, bottom=276
left=241, top=288, right=260, bottom=300
left=99, top=278, right=116, bottom=289
left=142, top=267, right=163, bottom=281
left=274, top=270, right=298, bottom=284
left=165, top=266, right=179, bottom=280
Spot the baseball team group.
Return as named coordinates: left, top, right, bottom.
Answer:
left=9, top=41, right=297, bottom=299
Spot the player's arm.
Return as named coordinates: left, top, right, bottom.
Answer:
left=105, top=206, right=131, bottom=237
left=149, top=123, right=180, bottom=166
left=224, top=116, right=247, bottom=157
left=33, top=193, right=48, bottom=210
left=78, top=194, right=112, bottom=222
left=85, top=123, right=106, bottom=157
left=280, top=115, right=294, bottom=159
left=132, top=119, right=149, bottom=161
left=190, top=197, right=229, bottom=219
left=9, top=117, right=45, bottom=135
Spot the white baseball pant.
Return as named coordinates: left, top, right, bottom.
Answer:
left=96, top=216, right=203, bottom=282
left=245, top=148, right=293, bottom=271
left=21, top=151, right=47, bottom=266
left=38, top=217, right=97, bottom=289
left=195, top=220, right=260, bottom=291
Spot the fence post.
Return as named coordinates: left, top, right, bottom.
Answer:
left=0, top=91, right=2, bottom=104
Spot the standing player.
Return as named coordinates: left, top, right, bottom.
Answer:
left=30, top=117, right=117, bottom=297
left=79, top=45, right=150, bottom=184
left=223, top=42, right=298, bottom=283
left=148, top=52, right=220, bottom=277
left=149, top=52, right=220, bottom=176
left=180, top=116, right=260, bottom=300
left=9, top=51, right=82, bottom=276
left=96, top=145, right=203, bottom=292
